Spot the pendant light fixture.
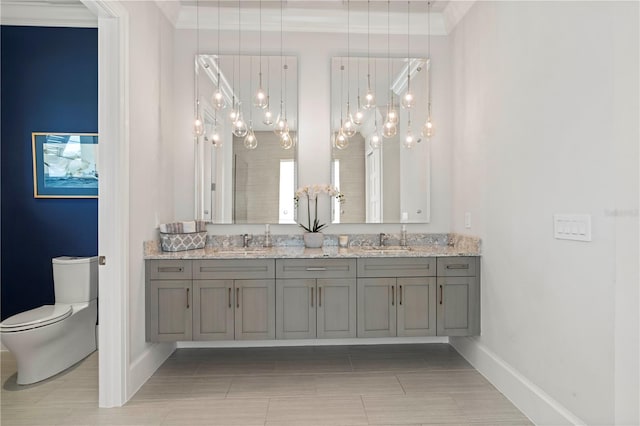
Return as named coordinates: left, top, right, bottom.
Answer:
left=383, top=0, right=398, bottom=138
left=211, top=110, right=222, bottom=147
left=212, top=0, right=226, bottom=111
left=263, top=56, right=274, bottom=125
left=363, top=0, right=376, bottom=110
left=274, top=0, right=289, bottom=139
left=253, top=0, right=268, bottom=109
left=232, top=2, right=247, bottom=138
left=193, top=0, right=204, bottom=136
left=244, top=57, right=258, bottom=149
left=228, top=57, right=238, bottom=123
left=342, top=0, right=357, bottom=138
left=353, top=59, right=364, bottom=125
left=401, top=1, right=414, bottom=109
left=422, top=1, right=435, bottom=139
left=403, top=112, right=416, bottom=148
left=370, top=110, right=382, bottom=149
left=336, top=61, right=349, bottom=150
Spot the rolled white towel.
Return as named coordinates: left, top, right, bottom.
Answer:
left=182, top=221, right=196, bottom=233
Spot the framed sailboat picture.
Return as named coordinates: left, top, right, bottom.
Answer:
left=32, top=132, right=99, bottom=198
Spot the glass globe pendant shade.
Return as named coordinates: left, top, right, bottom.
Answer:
left=263, top=108, right=274, bottom=126
left=280, top=131, right=294, bottom=150
left=364, top=88, right=376, bottom=110
left=335, top=129, right=349, bottom=150
left=244, top=128, right=258, bottom=150
left=212, top=88, right=226, bottom=110
left=274, top=114, right=289, bottom=136
left=211, top=128, right=222, bottom=147
left=229, top=106, right=239, bottom=123
left=353, top=109, right=365, bottom=126
left=386, top=107, right=399, bottom=125
left=401, top=91, right=415, bottom=109
left=342, top=114, right=357, bottom=138
left=382, top=119, right=397, bottom=139
left=253, top=87, right=268, bottom=109
left=403, top=127, right=416, bottom=148
left=193, top=113, right=204, bottom=136
left=370, top=131, right=381, bottom=149
left=421, top=117, right=435, bottom=138
left=232, top=111, right=248, bottom=137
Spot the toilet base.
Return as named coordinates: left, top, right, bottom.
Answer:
left=1, top=300, right=97, bottom=385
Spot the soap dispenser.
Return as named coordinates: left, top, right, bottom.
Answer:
left=263, top=224, right=273, bottom=248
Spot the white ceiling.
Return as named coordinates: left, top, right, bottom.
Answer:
left=1, top=0, right=474, bottom=34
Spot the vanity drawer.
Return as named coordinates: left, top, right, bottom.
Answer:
left=147, top=259, right=193, bottom=280
left=193, top=259, right=275, bottom=280
left=437, top=257, right=478, bottom=277
left=276, top=259, right=357, bottom=279
left=357, top=258, right=436, bottom=278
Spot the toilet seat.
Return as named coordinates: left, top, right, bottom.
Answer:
left=0, top=304, right=72, bottom=333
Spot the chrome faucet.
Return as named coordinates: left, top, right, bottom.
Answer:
left=242, top=234, right=252, bottom=248
left=379, top=233, right=388, bottom=247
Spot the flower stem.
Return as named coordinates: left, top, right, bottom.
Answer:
left=307, top=195, right=311, bottom=231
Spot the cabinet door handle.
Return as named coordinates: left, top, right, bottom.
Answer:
left=228, top=287, right=232, bottom=308
left=305, top=267, right=327, bottom=271
left=311, top=287, right=314, bottom=307
left=391, top=285, right=395, bottom=306
left=399, top=285, right=403, bottom=305
left=236, top=288, right=240, bottom=308
left=446, top=264, right=469, bottom=269
left=186, top=288, right=190, bottom=308
left=319, top=287, right=322, bottom=307
left=439, top=285, right=443, bottom=305
left=159, top=266, right=183, bottom=272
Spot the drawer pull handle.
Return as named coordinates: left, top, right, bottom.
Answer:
left=186, top=288, right=190, bottom=308
left=391, top=285, right=395, bottom=306
left=319, top=287, right=322, bottom=307
left=228, top=287, right=231, bottom=308
left=305, top=267, right=327, bottom=271
left=439, top=285, right=443, bottom=305
left=446, top=264, right=469, bottom=269
left=159, top=267, right=183, bottom=273
left=311, top=288, right=314, bottom=307
left=399, top=285, right=402, bottom=305
left=236, top=288, right=240, bottom=308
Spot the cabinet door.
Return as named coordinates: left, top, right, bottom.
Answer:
left=397, top=277, right=436, bottom=337
left=357, top=278, right=397, bottom=338
left=148, top=280, right=192, bottom=342
left=193, top=280, right=234, bottom=340
left=235, top=279, right=276, bottom=340
left=317, top=279, right=357, bottom=339
left=276, top=279, right=316, bottom=339
left=436, top=276, right=480, bottom=336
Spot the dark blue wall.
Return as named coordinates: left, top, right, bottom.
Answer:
left=1, top=26, right=98, bottom=320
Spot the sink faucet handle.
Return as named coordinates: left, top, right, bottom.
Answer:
left=379, top=232, right=388, bottom=247
left=242, top=233, right=252, bottom=247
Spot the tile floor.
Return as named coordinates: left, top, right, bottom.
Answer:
left=1, top=344, right=533, bottom=425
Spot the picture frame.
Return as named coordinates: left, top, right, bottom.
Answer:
left=32, top=132, right=99, bottom=198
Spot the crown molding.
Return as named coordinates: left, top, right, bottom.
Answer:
left=0, top=1, right=97, bottom=28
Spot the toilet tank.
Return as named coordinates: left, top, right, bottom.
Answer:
left=52, top=256, right=98, bottom=303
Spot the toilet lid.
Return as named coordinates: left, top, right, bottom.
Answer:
left=0, top=304, right=72, bottom=332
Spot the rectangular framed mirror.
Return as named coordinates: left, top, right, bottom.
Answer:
left=331, top=56, right=431, bottom=224
left=195, top=54, right=298, bottom=224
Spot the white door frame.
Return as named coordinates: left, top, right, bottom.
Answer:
left=81, top=0, right=130, bottom=408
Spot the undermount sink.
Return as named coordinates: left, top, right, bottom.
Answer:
left=357, top=246, right=412, bottom=253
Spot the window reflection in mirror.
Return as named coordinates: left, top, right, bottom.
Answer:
left=331, top=56, right=431, bottom=224
left=195, top=54, right=298, bottom=224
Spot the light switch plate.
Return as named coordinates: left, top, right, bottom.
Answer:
left=554, top=214, right=592, bottom=241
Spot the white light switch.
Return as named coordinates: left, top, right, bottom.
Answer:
left=554, top=214, right=592, bottom=241
left=465, top=212, right=471, bottom=229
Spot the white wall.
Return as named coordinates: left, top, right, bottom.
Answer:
left=123, top=0, right=177, bottom=398
left=449, top=2, right=639, bottom=425
left=173, top=29, right=451, bottom=234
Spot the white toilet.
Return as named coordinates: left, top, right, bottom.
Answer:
left=1, top=256, right=98, bottom=385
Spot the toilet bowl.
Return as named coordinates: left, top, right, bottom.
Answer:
left=0, top=256, right=98, bottom=385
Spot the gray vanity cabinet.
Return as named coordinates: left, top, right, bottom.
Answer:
left=357, top=258, right=437, bottom=338
left=436, top=257, right=480, bottom=336
left=193, top=259, right=276, bottom=340
left=275, top=259, right=357, bottom=339
left=146, top=260, right=193, bottom=342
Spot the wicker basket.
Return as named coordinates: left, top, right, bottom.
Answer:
left=160, top=231, right=207, bottom=252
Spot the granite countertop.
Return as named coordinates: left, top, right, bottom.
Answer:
left=144, top=233, right=481, bottom=260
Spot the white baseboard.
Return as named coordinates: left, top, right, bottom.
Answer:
left=450, top=336, right=585, bottom=426
left=127, top=343, right=175, bottom=400
left=177, top=336, right=449, bottom=349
